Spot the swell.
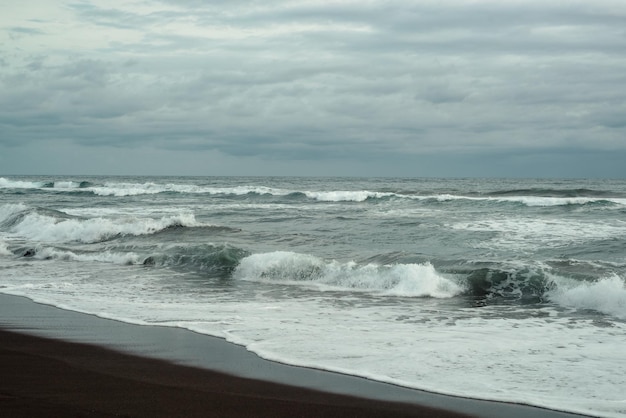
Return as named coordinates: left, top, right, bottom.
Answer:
left=142, top=244, right=250, bottom=278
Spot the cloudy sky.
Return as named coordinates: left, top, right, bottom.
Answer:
left=1, top=0, right=625, bottom=178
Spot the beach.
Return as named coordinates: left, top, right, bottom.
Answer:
left=1, top=176, right=623, bottom=417
left=0, top=294, right=591, bottom=418
left=1, top=329, right=465, bottom=418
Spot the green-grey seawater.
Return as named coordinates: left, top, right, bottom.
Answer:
left=1, top=176, right=625, bottom=417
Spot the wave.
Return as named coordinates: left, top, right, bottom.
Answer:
left=450, top=217, right=626, bottom=251
left=457, top=262, right=626, bottom=319
left=0, top=178, right=93, bottom=190
left=464, top=265, right=555, bottom=302
left=0, top=178, right=43, bottom=189
left=0, top=239, right=10, bottom=256
left=0, top=203, right=207, bottom=244
left=487, top=196, right=625, bottom=207
left=233, top=251, right=464, bottom=298
left=3, top=177, right=624, bottom=207
left=233, top=252, right=626, bottom=318
left=92, top=184, right=626, bottom=206
left=7, top=242, right=249, bottom=277
left=88, top=182, right=289, bottom=197
left=300, top=190, right=395, bottom=202
left=88, top=183, right=389, bottom=201
left=418, top=194, right=626, bottom=207
left=14, top=246, right=142, bottom=265
left=547, top=275, right=626, bottom=320
left=142, top=244, right=249, bottom=278
left=488, top=187, right=617, bottom=198
left=0, top=179, right=406, bottom=201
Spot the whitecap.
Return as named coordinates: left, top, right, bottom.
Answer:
left=547, top=275, right=626, bottom=319
left=234, top=251, right=463, bottom=298
left=8, top=211, right=203, bottom=244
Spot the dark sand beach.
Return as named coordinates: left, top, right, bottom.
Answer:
left=0, top=294, right=590, bottom=418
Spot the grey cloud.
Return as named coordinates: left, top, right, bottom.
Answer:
left=69, top=2, right=167, bottom=30
left=10, top=26, right=46, bottom=35
left=1, top=0, right=625, bottom=177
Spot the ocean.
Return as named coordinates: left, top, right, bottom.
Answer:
left=1, top=176, right=625, bottom=417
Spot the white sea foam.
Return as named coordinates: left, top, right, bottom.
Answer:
left=90, top=182, right=172, bottom=196
left=51, top=181, right=81, bottom=189
left=90, top=182, right=289, bottom=197
left=411, top=194, right=626, bottom=207
left=0, top=178, right=83, bottom=190
left=548, top=275, right=626, bottom=319
left=303, top=190, right=395, bottom=202
left=88, top=181, right=385, bottom=201
left=35, top=247, right=141, bottom=265
left=3, top=176, right=626, bottom=418
left=2, top=255, right=625, bottom=418
left=72, top=183, right=446, bottom=203
left=450, top=217, right=626, bottom=250
left=0, top=178, right=42, bottom=189
left=8, top=211, right=202, bottom=243
left=3, top=177, right=625, bottom=208
left=234, top=251, right=463, bottom=298
left=496, top=196, right=626, bottom=207
left=0, top=240, right=11, bottom=256
left=0, top=203, right=29, bottom=223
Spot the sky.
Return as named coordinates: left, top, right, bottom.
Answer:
left=1, top=0, right=625, bottom=178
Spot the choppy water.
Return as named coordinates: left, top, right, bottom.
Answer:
left=1, top=176, right=625, bottom=417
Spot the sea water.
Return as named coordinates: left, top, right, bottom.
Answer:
left=0, top=176, right=625, bottom=417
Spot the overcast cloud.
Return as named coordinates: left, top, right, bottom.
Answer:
left=1, top=0, right=625, bottom=177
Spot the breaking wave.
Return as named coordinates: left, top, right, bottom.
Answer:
left=299, top=190, right=395, bottom=202
left=14, top=246, right=142, bottom=265
left=89, top=183, right=289, bottom=197
left=233, top=251, right=463, bottom=298
left=0, top=178, right=92, bottom=190
left=461, top=263, right=626, bottom=319
left=0, top=203, right=205, bottom=244
left=547, top=275, right=626, bottom=319
left=142, top=244, right=249, bottom=278
left=234, top=252, right=626, bottom=319
left=464, top=266, right=553, bottom=302
left=0, top=239, right=10, bottom=256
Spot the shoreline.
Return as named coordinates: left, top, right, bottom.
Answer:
left=0, top=293, right=591, bottom=418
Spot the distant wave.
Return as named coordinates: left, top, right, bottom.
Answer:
left=0, top=178, right=92, bottom=189
left=2, top=177, right=625, bottom=206
left=488, top=187, right=616, bottom=198
left=301, top=190, right=395, bottom=202
left=418, top=194, right=626, bottom=207
left=89, top=183, right=289, bottom=197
